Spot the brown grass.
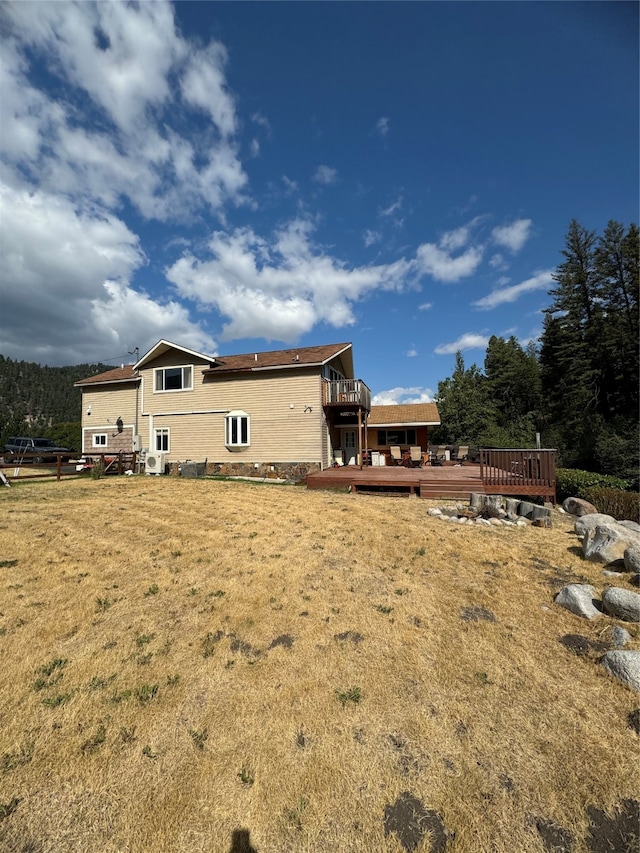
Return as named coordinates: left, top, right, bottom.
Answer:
left=0, top=477, right=638, bottom=853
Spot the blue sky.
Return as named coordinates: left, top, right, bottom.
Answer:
left=1, top=1, right=637, bottom=404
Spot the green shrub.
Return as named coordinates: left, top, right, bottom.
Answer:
left=91, top=462, right=105, bottom=480
left=556, top=468, right=630, bottom=502
left=583, top=487, right=640, bottom=523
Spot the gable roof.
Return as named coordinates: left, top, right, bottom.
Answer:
left=202, top=342, right=353, bottom=376
left=74, top=365, right=139, bottom=387
left=368, top=403, right=440, bottom=427
left=135, top=340, right=217, bottom=369
left=75, top=341, right=354, bottom=386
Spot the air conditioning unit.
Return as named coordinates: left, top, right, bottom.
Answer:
left=145, top=452, right=166, bottom=475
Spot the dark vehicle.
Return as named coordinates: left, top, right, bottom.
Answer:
left=3, top=437, right=76, bottom=464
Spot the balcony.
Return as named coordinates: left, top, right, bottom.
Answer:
left=322, top=379, right=371, bottom=412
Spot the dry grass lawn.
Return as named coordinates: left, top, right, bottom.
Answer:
left=0, top=476, right=638, bottom=853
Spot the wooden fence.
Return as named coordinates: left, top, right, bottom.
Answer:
left=0, top=452, right=139, bottom=483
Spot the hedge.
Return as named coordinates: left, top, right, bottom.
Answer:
left=555, top=468, right=630, bottom=503
left=583, top=487, right=640, bottom=523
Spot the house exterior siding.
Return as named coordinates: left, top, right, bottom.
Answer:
left=81, top=383, right=139, bottom=455
left=140, top=370, right=324, bottom=463
left=75, top=341, right=370, bottom=479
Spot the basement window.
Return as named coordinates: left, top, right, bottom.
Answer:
left=225, top=411, right=250, bottom=447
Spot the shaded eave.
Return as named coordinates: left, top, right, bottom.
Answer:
left=367, top=421, right=441, bottom=427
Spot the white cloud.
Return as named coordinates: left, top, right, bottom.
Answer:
left=1, top=0, right=247, bottom=222
left=406, top=347, right=418, bottom=357
left=376, top=116, right=389, bottom=138
left=380, top=196, right=403, bottom=217
left=281, top=175, right=298, bottom=195
left=313, top=165, right=338, bottom=185
left=413, top=217, right=485, bottom=283
left=251, top=112, right=271, bottom=134
left=0, top=181, right=214, bottom=364
left=473, top=270, right=554, bottom=310
left=415, top=242, right=483, bottom=283
left=491, top=218, right=532, bottom=253
left=418, top=302, right=433, bottom=311
left=181, top=42, right=237, bottom=136
left=372, top=386, right=434, bottom=405
left=166, top=218, right=413, bottom=342
left=489, top=253, right=508, bottom=270
left=434, top=333, right=490, bottom=355
left=363, top=229, right=381, bottom=247
left=439, top=225, right=470, bottom=252
left=250, top=139, right=260, bottom=158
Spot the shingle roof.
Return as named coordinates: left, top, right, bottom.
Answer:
left=368, top=403, right=440, bottom=426
left=202, top=342, right=352, bottom=374
left=74, top=365, right=138, bottom=386
left=75, top=342, right=353, bottom=385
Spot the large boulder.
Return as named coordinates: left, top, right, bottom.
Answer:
left=602, top=587, right=640, bottom=623
left=625, top=544, right=640, bottom=573
left=601, top=651, right=640, bottom=692
left=555, top=584, right=602, bottom=620
left=582, top=523, right=640, bottom=565
left=619, top=520, right=640, bottom=534
left=563, top=496, right=598, bottom=516
left=574, top=513, right=616, bottom=537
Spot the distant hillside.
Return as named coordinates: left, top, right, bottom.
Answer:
left=0, top=355, right=112, bottom=445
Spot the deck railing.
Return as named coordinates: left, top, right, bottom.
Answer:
left=479, top=448, right=556, bottom=501
left=323, top=379, right=371, bottom=411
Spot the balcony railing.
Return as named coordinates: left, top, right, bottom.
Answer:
left=323, top=379, right=371, bottom=412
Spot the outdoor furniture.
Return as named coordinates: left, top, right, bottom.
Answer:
left=333, top=450, right=344, bottom=466
left=389, top=446, right=402, bottom=465
left=454, top=445, right=469, bottom=462
left=409, top=446, right=423, bottom=467
left=430, top=446, right=446, bottom=465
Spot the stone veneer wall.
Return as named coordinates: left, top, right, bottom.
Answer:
left=168, top=460, right=321, bottom=482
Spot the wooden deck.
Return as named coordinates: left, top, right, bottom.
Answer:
left=306, top=463, right=486, bottom=500
left=307, top=454, right=556, bottom=502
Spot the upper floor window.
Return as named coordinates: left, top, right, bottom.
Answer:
left=154, top=365, right=193, bottom=392
left=225, top=411, right=250, bottom=447
left=324, top=365, right=345, bottom=382
left=92, top=433, right=107, bottom=447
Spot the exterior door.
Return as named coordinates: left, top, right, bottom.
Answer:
left=342, top=429, right=357, bottom=465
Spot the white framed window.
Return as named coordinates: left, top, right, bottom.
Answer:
left=225, top=410, right=250, bottom=447
left=154, top=428, right=170, bottom=452
left=324, top=365, right=345, bottom=381
left=92, top=433, right=107, bottom=447
left=154, top=365, right=193, bottom=392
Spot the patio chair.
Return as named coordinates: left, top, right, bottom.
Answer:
left=333, top=450, right=344, bottom=467
left=430, top=445, right=446, bottom=466
left=409, top=446, right=423, bottom=467
left=455, top=445, right=469, bottom=463
left=389, top=446, right=402, bottom=465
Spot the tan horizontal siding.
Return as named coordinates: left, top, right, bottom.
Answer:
left=140, top=370, right=324, bottom=463
left=81, top=385, right=138, bottom=453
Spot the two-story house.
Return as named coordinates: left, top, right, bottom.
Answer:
left=75, top=340, right=373, bottom=478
